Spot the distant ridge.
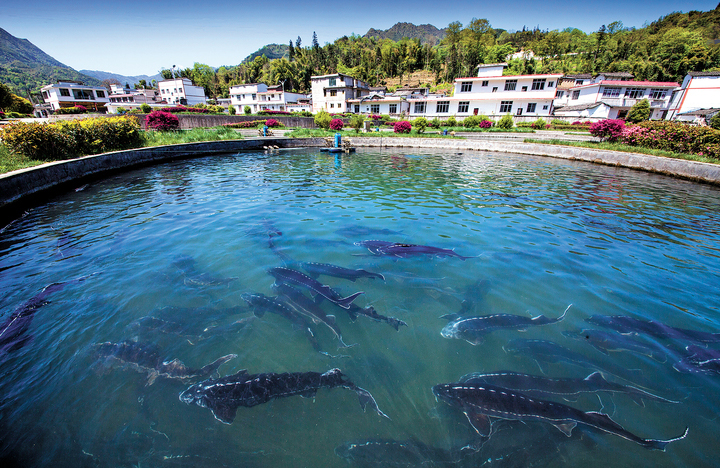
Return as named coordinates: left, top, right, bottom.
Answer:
left=242, top=43, right=289, bottom=63
left=0, top=27, right=102, bottom=96
left=364, top=22, right=447, bottom=45
left=79, top=70, right=163, bottom=87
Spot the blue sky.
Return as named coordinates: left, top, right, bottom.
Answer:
left=2, top=0, right=717, bottom=76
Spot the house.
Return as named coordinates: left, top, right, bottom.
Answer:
left=347, top=93, right=410, bottom=117
left=666, top=71, right=720, bottom=121
left=157, top=77, right=207, bottom=106
left=229, top=83, right=308, bottom=113
left=554, top=76, right=678, bottom=120
left=40, top=81, right=110, bottom=112
left=310, top=74, right=370, bottom=113
left=108, top=84, right=159, bottom=105
left=443, top=63, right=562, bottom=118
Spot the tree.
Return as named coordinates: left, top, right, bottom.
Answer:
left=288, top=40, right=295, bottom=61
left=296, top=36, right=302, bottom=49
left=312, top=32, right=319, bottom=50
left=626, top=99, right=652, bottom=123
left=101, top=78, right=121, bottom=91
left=0, top=82, right=14, bottom=110
left=710, top=112, right=720, bottom=130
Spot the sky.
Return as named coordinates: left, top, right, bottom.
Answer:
left=2, top=0, right=718, bottom=77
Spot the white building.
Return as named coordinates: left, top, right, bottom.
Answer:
left=229, top=83, right=308, bottom=113
left=157, top=77, right=207, bottom=106
left=554, top=77, right=679, bottom=120
left=667, top=71, right=720, bottom=121
left=311, top=74, right=370, bottom=113
left=40, top=81, right=110, bottom=112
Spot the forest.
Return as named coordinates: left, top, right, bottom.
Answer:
left=160, top=6, right=720, bottom=100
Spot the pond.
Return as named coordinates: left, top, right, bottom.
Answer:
left=1, top=147, right=719, bottom=467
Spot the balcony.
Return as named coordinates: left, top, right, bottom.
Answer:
left=600, top=98, right=667, bottom=108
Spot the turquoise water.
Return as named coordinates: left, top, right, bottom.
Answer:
left=1, top=147, right=719, bottom=467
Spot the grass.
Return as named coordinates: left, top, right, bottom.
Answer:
left=524, top=138, right=719, bottom=165
left=141, top=126, right=243, bottom=147
left=0, top=144, right=47, bottom=173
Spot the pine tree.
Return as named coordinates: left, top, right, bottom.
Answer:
left=296, top=36, right=302, bottom=49
left=288, top=40, right=295, bottom=61
left=312, top=32, right=319, bottom=49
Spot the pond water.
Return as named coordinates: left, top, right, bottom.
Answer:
left=1, top=147, right=720, bottom=467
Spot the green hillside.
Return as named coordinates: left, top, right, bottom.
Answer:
left=365, top=22, right=447, bottom=45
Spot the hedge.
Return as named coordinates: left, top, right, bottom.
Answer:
left=0, top=116, right=144, bottom=161
left=621, top=121, right=720, bottom=159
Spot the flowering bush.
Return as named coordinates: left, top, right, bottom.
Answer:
left=146, top=111, right=180, bottom=131
left=265, top=118, right=282, bottom=128
left=222, top=120, right=267, bottom=128
left=370, top=114, right=381, bottom=121
left=478, top=120, right=493, bottom=128
left=393, top=121, right=411, bottom=134
left=330, top=118, right=344, bottom=130
left=620, top=121, right=720, bottom=158
left=160, top=106, right=209, bottom=114
left=0, top=116, right=143, bottom=160
left=589, top=119, right=625, bottom=142
left=258, top=110, right=291, bottom=115
left=572, top=121, right=592, bottom=126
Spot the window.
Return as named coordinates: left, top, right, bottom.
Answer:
left=531, top=79, right=546, bottom=90
left=492, top=87, right=498, bottom=93
left=436, top=101, right=449, bottom=113
left=458, top=101, right=469, bottom=113
left=60, top=88, right=70, bottom=97
left=499, top=101, right=513, bottom=113
left=625, top=88, right=644, bottom=99
left=96, top=90, right=105, bottom=98
left=481, top=80, right=489, bottom=87
left=576, top=80, right=584, bottom=85
left=542, top=105, right=549, bottom=110
left=527, top=103, right=537, bottom=113
left=521, top=86, right=528, bottom=92
left=548, top=81, right=554, bottom=88
left=571, top=90, right=580, bottom=100
left=504, top=80, right=517, bottom=91
left=555, top=90, right=565, bottom=99
left=42, top=91, right=49, bottom=99
left=329, top=78, right=336, bottom=86
left=460, top=81, right=472, bottom=92
left=330, top=90, right=337, bottom=97
left=650, top=89, right=667, bottom=100
left=330, top=103, right=334, bottom=108
left=414, top=102, right=425, bottom=113
left=602, top=87, right=621, bottom=98
left=72, top=89, right=94, bottom=100
left=252, top=94, right=256, bottom=100
left=354, top=105, right=360, bottom=113
left=371, top=104, right=380, bottom=113
left=389, top=104, right=397, bottom=113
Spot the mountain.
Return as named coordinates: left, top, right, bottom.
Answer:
left=79, top=70, right=163, bottom=87
left=0, top=27, right=103, bottom=97
left=241, top=43, right=289, bottom=63
left=364, top=22, right=447, bottom=45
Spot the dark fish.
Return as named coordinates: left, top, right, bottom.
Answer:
left=563, top=328, right=666, bottom=362
left=273, top=282, right=356, bottom=348
left=459, top=370, right=677, bottom=405
left=335, top=438, right=467, bottom=467
left=674, top=345, right=720, bottom=375
left=301, top=261, right=385, bottom=282
left=1, top=275, right=94, bottom=355
left=346, top=303, right=408, bottom=331
left=359, top=241, right=474, bottom=260
left=179, top=367, right=388, bottom=424
left=268, top=267, right=363, bottom=309
left=441, top=305, right=570, bottom=345
left=128, top=315, right=255, bottom=339
left=432, top=382, right=688, bottom=451
left=504, top=338, right=642, bottom=380
left=335, top=225, right=402, bottom=238
left=172, top=255, right=238, bottom=287
left=587, top=315, right=720, bottom=344
left=94, top=340, right=236, bottom=385
left=457, top=278, right=492, bottom=316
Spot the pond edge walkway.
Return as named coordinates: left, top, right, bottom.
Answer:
left=1, top=137, right=719, bottom=221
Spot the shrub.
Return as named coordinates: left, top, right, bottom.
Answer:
left=222, top=120, right=267, bottom=128
left=393, top=120, right=411, bottom=134
left=551, top=119, right=567, bottom=126
left=709, top=112, right=720, bottom=130
left=329, top=118, right=344, bottom=130
left=413, top=117, right=428, bottom=133
left=620, top=121, right=720, bottom=158
left=429, top=118, right=442, bottom=129
left=208, top=105, right=225, bottom=114
left=55, top=106, right=88, bottom=115
left=228, top=105, right=236, bottom=115
left=349, top=114, right=365, bottom=133
left=531, top=117, right=548, bottom=130
left=146, top=111, right=180, bottom=131
left=315, top=110, right=331, bottom=129
left=626, top=99, right=651, bottom=124
left=446, top=115, right=457, bottom=127
left=462, top=115, right=482, bottom=128
left=496, top=114, right=514, bottom=129
left=478, top=120, right=493, bottom=129
left=589, top=119, right=626, bottom=142
left=265, top=118, right=283, bottom=128
left=139, top=103, right=152, bottom=113
left=244, top=105, right=251, bottom=115
left=0, top=116, right=143, bottom=161
left=258, top=110, right=291, bottom=115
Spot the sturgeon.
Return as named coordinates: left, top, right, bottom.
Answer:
left=94, top=340, right=236, bottom=385
left=432, top=382, right=688, bottom=451
left=674, top=345, right=720, bottom=375
left=179, top=367, right=389, bottom=424
left=268, top=267, right=363, bottom=309
left=441, top=305, right=570, bottom=345
left=300, top=261, right=385, bottom=282
left=459, top=370, right=677, bottom=405
left=587, top=315, right=720, bottom=344
left=563, top=328, right=666, bottom=362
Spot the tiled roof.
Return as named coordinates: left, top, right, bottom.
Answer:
left=689, top=71, right=720, bottom=77
left=572, top=80, right=679, bottom=90
left=554, top=102, right=604, bottom=112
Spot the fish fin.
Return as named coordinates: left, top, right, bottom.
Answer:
left=553, top=421, right=577, bottom=437
left=642, top=427, right=689, bottom=451
left=336, top=291, right=364, bottom=309
left=629, top=394, right=647, bottom=407
left=355, top=386, right=390, bottom=419
left=376, top=273, right=386, bottom=281
left=584, top=371, right=607, bottom=385
left=229, top=369, right=250, bottom=380
left=146, top=371, right=158, bottom=386
left=651, top=351, right=667, bottom=363
left=210, top=404, right=239, bottom=425
left=440, top=313, right=459, bottom=321
left=465, top=337, right=485, bottom=346
left=325, top=315, right=336, bottom=325
left=253, top=309, right=265, bottom=318
left=463, top=410, right=492, bottom=437
left=535, top=359, right=549, bottom=374
left=592, top=344, right=611, bottom=355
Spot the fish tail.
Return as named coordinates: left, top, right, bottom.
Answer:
left=336, top=291, right=364, bottom=309
left=557, top=304, right=572, bottom=321
left=354, top=386, right=390, bottom=420
left=641, top=427, right=689, bottom=451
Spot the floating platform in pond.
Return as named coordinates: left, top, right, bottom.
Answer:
left=320, top=147, right=356, bottom=153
